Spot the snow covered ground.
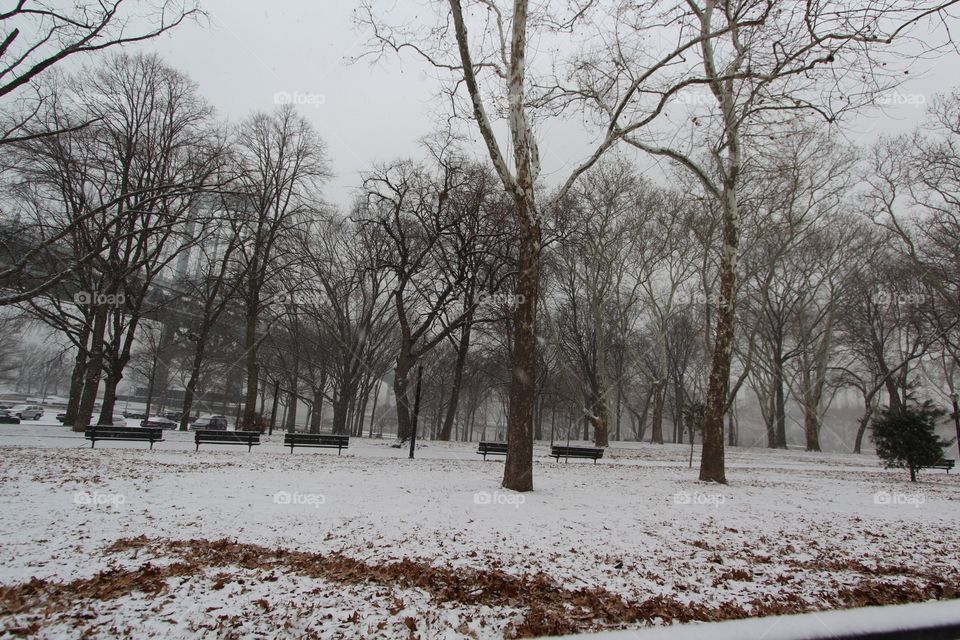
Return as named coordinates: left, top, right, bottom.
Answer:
left=1, top=420, right=958, bottom=638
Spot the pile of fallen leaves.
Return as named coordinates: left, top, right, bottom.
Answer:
left=1, top=535, right=958, bottom=638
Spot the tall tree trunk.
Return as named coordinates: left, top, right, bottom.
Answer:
left=393, top=352, right=413, bottom=441
left=951, top=395, right=960, bottom=461
left=672, top=378, right=685, bottom=444
left=64, top=322, right=91, bottom=426
left=331, top=394, right=350, bottom=435
left=593, top=383, right=610, bottom=447
left=448, top=0, right=538, bottom=489
left=592, top=312, right=610, bottom=447
left=614, top=379, right=622, bottom=441
left=368, top=378, right=382, bottom=438
left=853, top=392, right=877, bottom=454
left=763, top=388, right=777, bottom=448
left=98, top=366, right=120, bottom=425
left=468, top=402, right=477, bottom=441
left=98, top=317, right=141, bottom=426
left=354, top=377, right=373, bottom=437
left=309, top=386, right=324, bottom=433
left=150, top=317, right=177, bottom=413
left=534, top=393, right=545, bottom=441
left=803, top=402, right=821, bottom=451
left=699, top=185, right=740, bottom=484
left=802, top=370, right=821, bottom=452
left=285, top=387, right=298, bottom=433
left=313, top=371, right=328, bottom=433
left=178, top=332, right=208, bottom=431
left=884, top=371, right=904, bottom=412
left=241, top=298, right=260, bottom=428
left=651, top=384, right=665, bottom=444
left=502, top=214, right=539, bottom=492
left=440, top=315, right=473, bottom=441
left=774, top=358, right=787, bottom=448
left=74, top=304, right=109, bottom=432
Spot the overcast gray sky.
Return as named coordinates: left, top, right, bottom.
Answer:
left=135, top=1, right=960, bottom=209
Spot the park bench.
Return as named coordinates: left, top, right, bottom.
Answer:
left=550, top=445, right=604, bottom=463
left=194, top=429, right=261, bottom=452
left=85, top=426, right=163, bottom=449
left=284, top=433, right=349, bottom=455
left=921, top=459, right=955, bottom=473
left=477, top=441, right=508, bottom=460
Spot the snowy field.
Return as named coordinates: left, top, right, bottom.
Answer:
left=1, top=420, right=958, bottom=639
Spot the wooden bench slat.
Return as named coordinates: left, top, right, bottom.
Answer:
left=283, top=434, right=349, bottom=443
left=85, top=427, right=163, bottom=450
left=195, top=430, right=261, bottom=452
left=476, top=441, right=509, bottom=460
left=284, top=433, right=349, bottom=455
left=550, top=445, right=604, bottom=463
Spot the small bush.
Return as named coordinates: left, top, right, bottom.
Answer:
left=871, top=400, right=953, bottom=482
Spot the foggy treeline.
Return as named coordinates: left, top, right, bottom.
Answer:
left=1, top=1, right=958, bottom=490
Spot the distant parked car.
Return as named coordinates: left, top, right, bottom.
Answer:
left=123, top=409, right=147, bottom=420
left=189, top=415, right=229, bottom=431
left=27, top=396, right=66, bottom=405
left=56, top=412, right=125, bottom=426
left=160, top=410, right=183, bottom=422
left=11, top=405, right=43, bottom=421
left=141, top=415, right=177, bottom=429
left=0, top=409, right=21, bottom=424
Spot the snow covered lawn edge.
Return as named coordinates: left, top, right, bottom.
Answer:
left=555, top=598, right=960, bottom=640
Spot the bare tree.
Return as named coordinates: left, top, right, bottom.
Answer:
left=0, top=2, right=203, bottom=306
left=786, top=217, right=865, bottom=451
left=357, top=1, right=656, bottom=489
left=737, top=129, right=857, bottom=448
left=0, top=0, right=201, bottom=155
left=8, top=52, right=223, bottom=430
left=567, top=0, right=957, bottom=482
left=227, top=105, right=329, bottom=429
left=282, top=217, right=397, bottom=436
left=357, top=149, right=507, bottom=442
left=176, top=205, right=246, bottom=431
left=837, top=238, right=934, bottom=453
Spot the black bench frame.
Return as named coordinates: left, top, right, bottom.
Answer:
left=85, top=426, right=163, bottom=449
left=194, top=429, right=261, bottom=452
left=284, top=433, right=349, bottom=455
left=550, top=445, right=604, bottom=463
left=477, top=441, right=508, bottom=460
left=921, top=459, right=955, bottom=473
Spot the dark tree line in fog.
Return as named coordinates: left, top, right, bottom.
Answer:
left=2, top=0, right=959, bottom=492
